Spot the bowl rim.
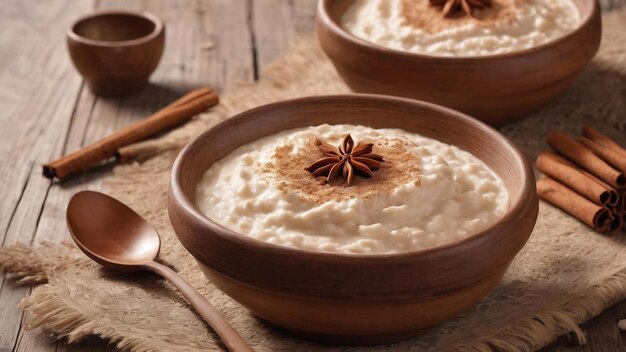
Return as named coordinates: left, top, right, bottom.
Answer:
left=67, top=10, right=164, bottom=48
left=317, top=0, right=599, bottom=61
left=170, top=94, right=535, bottom=260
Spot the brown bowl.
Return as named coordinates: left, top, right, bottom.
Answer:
left=316, top=0, right=601, bottom=126
left=168, top=94, right=539, bottom=345
left=67, top=11, right=165, bottom=96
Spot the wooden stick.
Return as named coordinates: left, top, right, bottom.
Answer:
left=42, top=88, right=219, bottom=180
left=537, top=177, right=612, bottom=232
left=579, top=136, right=626, bottom=174
left=546, top=131, right=625, bottom=189
left=536, top=151, right=618, bottom=206
left=582, top=126, right=626, bottom=159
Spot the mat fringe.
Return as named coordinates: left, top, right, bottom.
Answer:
left=20, top=283, right=165, bottom=352
left=457, top=271, right=626, bottom=351
left=0, top=242, right=77, bottom=285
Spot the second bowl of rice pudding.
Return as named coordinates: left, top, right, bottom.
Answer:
left=316, top=0, right=601, bottom=125
left=168, top=94, right=539, bottom=344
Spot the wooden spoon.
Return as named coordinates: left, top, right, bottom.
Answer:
left=66, top=190, right=253, bottom=352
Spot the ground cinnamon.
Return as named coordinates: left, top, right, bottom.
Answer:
left=546, top=131, right=626, bottom=190
left=536, top=177, right=612, bottom=232
left=258, top=136, right=421, bottom=203
left=43, top=88, right=218, bottom=180
left=536, top=151, right=617, bottom=206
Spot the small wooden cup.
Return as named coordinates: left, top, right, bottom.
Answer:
left=67, top=11, right=165, bottom=96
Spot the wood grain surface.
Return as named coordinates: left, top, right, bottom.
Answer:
left=0, top=0, right=624, bottom=351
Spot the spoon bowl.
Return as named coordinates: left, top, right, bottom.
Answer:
left=67, top=190, right=160, bottom=271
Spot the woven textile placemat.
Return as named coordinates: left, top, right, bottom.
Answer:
left=2, top=9, right=626, bottom=352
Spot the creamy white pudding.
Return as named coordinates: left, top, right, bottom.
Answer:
left=196, top=124, right=509, bottom=254
left=341, top=0, right=581, bottom=57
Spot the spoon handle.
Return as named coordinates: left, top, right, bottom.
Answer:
left=145, top=261, right=254, bottom=352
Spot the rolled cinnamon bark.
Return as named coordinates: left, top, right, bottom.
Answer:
left=577, top=169, right=620, bottom=206
left=546, top=131, right=625, bottom=190
left=582, top=126, right=626, bottom=159
left=537, top=177, right=612, bottom=232
left=42, top=88, right=219, bottom=179
left=536, top=152, right=617, bottom=206
left=163, top=87, right=216, bottom=110
left=579, top=136, right=626, bottom=174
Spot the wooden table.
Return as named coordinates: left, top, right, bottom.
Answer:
left=0, top=1, right=624, bottom=351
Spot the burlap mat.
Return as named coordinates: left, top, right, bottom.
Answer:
left=1, top=9, right=626, bottom=352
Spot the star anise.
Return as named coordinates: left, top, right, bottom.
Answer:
left=304, top=134, right=384, bottom=185
left=429, top=0, right=492, bottom=18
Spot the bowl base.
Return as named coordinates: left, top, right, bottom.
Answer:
left=261, top=318, right=424, bottom=346
left=196, top=259, right=513, bottom=346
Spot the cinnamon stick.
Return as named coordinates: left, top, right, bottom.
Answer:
left=537, top=177, right=612, bottom=232
left=582, top=126, right=626, bottom=159
left=546, top=131, right=625, bottom=189
left=116, top=139, right=166, bottom=163
left=536, top=152, right=617, bottom=206
left=577, top=168, right=620, bottom=206
left=579, top=136, right=626, bottom=174
left=43, top=88, right=219, bottom=179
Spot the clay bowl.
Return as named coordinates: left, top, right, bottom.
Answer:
left=67, top=11, right=165, bottom=96
left=168, top=94, right=539, bottom=345
left=316, top=0, right=601, bottom=126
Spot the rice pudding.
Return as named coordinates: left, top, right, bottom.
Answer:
left=341, top=0, right=581, bottom=57
left=196, top=124, right=509, bottom=254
